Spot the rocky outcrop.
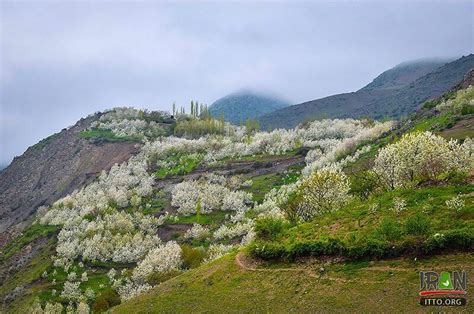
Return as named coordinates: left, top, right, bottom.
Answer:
left=0, top=114, right=141, bottom=233
left=455, top=68, right=474, bottom=90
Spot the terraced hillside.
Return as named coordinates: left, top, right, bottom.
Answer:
left=113, top=83, right=474, bottom=312
left=1, top=81, right=472, bottom=313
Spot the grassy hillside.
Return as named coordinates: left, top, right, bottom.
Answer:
left=1, top=86, right=472, bottom=313
left=209, top=91, right=290, bottom=125
left=112, top=85, right=474, bottom=312
left=258, top=55, right=473, bottom=129
left=112, top=252, right=474, bottom=313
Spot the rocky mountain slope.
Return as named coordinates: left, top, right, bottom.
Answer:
left=258, top=55, right=474, bottom=129
left=0, top=114, right=142, bottom=234
left=360, top=59, right=451, bottom=91
left=209, top=91, right=290, bottom=124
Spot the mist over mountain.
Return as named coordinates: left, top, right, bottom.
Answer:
left=359, top=58, right=453, bottom=91
left=258, top=55, right=474, bottom=129
left=209, top=91, right=291, bottom=124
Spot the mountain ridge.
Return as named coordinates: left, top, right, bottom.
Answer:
left=258, top=55, right=474, bottom=129
left=0, top=114, right=142, bottom=233
left=209, top=90, right=291, bottom=124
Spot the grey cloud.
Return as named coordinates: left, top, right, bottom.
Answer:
left=1, top=0, right=472, bottom=164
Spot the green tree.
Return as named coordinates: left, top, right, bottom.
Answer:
left=196, top=197, right=202, bottom=224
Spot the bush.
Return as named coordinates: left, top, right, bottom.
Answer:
left=373, top=132, right=471, bottom=190
left=249, top=242, right=287, bottom=260
left=376, top=218, right=402, bottom=241
left=461, top=104, right=474, bottom=115
left=424, top=229, right=474, bottom=253
left=147, top=269, right=182, bottom=285
left=92, top=289, right=121, bottom=313
left=286, top=238, right=344, bottom=260
left=422, top=100, right=437, bottom=110
left=293, top=166, right=350, bottom=221
left=281, top=191, right=303, bottom=223
left=251, top=227, right=474, bottom=262
left=181, top=244, right=207, bottom=269
left=346, top=238, right=389, bottom=259
left=350, top=171, right=379, bottom=200
left=254, top=217, right=289, bottom=240
left=404, top=213, right=430, bottom=236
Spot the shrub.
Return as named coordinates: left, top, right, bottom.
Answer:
left=461, top=104, right=474, bottom=115
left=254, top=218, right=289, bottom=240
left=92, top=289, right=121, bottom=313
left=249, top=242, right=287, bottom=260
left=422, top=100, right=437, bottom=110
left=424, top=229, right=474, bottom=253
left=147, top=269, right=182, bottom=285
left=446, top=195, right=465, bottom=212
left=376, top=218, right=402, bottom=241
left=404, top=213, right=430, bottom=236
left=373, top=132, right=471, bottom=189
left=181, top=244, right=207, bottom=269
left=350, top=171, right=379, bottom=200
left=251, top=227, right=474, bottom=262
left=281, top=191, right=303, bottom=223
left=346, top=238, right=389, bottom=259
left=286, top=238, right=344, bottom=260
left=294, top=165, right=350, bottom=221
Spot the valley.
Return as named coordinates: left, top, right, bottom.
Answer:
left=0, top=62, right=473, bottom=314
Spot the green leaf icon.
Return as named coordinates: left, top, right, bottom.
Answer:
left=439, top=271, right=453, bottom=290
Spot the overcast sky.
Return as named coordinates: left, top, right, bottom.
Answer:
left=0, top=1, right=472, bottom=165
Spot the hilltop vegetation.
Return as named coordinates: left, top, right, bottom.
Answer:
left=113, top=84, right=473, bottom=313
left=0, top=77, right=472, bottom=313
left=1, top=107, right=396, bottom=312
left=209, top=91, right=290, bottom=125
left=258, top=55, right=474, bottom=129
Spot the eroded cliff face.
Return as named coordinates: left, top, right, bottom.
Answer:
left=0, top=114, right=141, bottom=233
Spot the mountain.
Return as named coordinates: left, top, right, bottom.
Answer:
left=0, top=114, right=142, bottom=233
left=1, top=82, right=473, bottom=313
left=209, top=91, right=291, bottom=124
left=112, top=83, right=474, bottom=313
left=258, top=55, right=474, bottom=129
left=360, top=59, right=453, bottom=91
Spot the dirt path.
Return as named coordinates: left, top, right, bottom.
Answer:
left=235, top=252, right=396, bottom=284
left=235, top=252, right=474, bottom=286
left=154, top=155, right=305, bottom=189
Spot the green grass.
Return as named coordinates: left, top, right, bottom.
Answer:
left=142, top=198, right=170, bottom=215
left=251, top=184, right=474, bottom=261
left=0, top=238, right=57, bottom=313
left=31, top=132, right=61, bottom=150
left=169, top=211, right=228, bottom=226
left=242, top=165, right=302, bottom=203
left=79, top=129, right=141, bottom=142
left=111, top=252, right=474, bottom=313
left=412, top=113, right=454, bottom=133
left=0, top=224, right=59, bottom=263
left=155, top=154, right=203, bottom=179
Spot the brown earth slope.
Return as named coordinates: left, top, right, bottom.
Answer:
left=0, top=114, right=141, bottom=234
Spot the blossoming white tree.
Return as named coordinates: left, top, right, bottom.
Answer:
left=374, top=132, right=472, bottom=189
